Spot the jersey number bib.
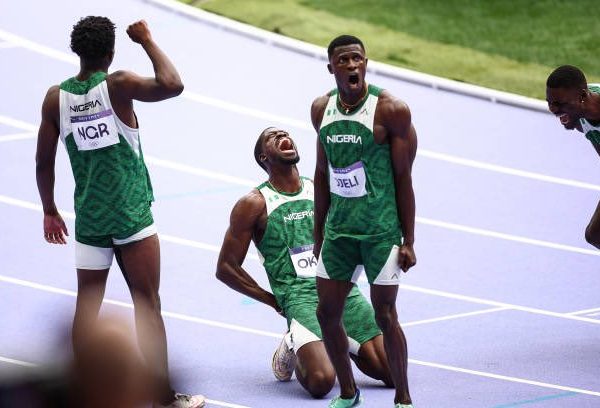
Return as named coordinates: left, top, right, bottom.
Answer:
left=70, top=109, right=119, bottom=151
left=289, top=244, right=317, bottom=278
left=329, top=161, right=367, bottom=198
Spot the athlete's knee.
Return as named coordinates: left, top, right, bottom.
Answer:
left=585, top=223, right=600, bottom=249
left=304, top=369, right=335, bottom=398
left=132, top=289, right=162, bottom=312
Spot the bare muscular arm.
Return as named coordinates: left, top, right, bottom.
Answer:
left=215, top=190, right=282, bottom=314
left=379, top=91, right=417, bottom=271
left=311, top=95, right=330, bottom=258
left=107, top=20, right=184, bottom=128
left=35, top=86, right=69, bottom=245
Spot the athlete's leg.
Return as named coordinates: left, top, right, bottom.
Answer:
left=73, top=268, right=110, bottom=355
left=585, top=200, right=600, bottom=249
left=114, top=234, right=173, bottom=403
left=350, top=335, right=393, bottom=387
left=294, top=341, right=336, bottom=398
left=316, top=277, right=356, bottom=399
left=370, top=284, right=411, bottom=405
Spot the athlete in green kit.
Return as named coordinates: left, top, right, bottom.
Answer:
left=216, top=127, right=393, bottom=399
left=35, top=17, right=204, bottom=408
left=546, top=65, right=600, bottom=250
left=312, top=35, right=417, bottom=408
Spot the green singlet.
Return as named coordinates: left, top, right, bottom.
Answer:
left=58, top=72, right=154, bottom=247
left=317, top=84, right=402, bottom=284
left=580, top=84, right=600, bottom=144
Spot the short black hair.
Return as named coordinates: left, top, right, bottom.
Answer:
left=70, top=16, right=115, bottom=61
left=254, top=128, right=271, bottom=172
left=327, top=35, right=365, bottom=59
left=546, top=65, right=587, bottom=89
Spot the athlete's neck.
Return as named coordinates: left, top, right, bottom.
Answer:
left=268, top=166, right=302, bottom=194
left=338, top=83, right=368, bottom=112
left=76, top=58, right=110, bottom=81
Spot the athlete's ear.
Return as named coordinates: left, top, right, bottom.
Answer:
left=259, top=153, right=267, bottom=162
left=106, top=49, right=115, bottom=66
left=327, top=63, right=333, bottom=74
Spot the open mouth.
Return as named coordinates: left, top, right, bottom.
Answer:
left=278, top=137, right=294, bottom=152
left=348, top=73, right=359, bottom=85
left=558, top=113, right=570, bottom=125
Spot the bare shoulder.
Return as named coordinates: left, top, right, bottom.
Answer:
left=107, top=70, right=136, bottom=84
left=378, top=90, right=411, bottom=121
left=311, top=92, right=331, bottom=131
left=376, top=90, right=412, bottom=138
left=106, top=70, right=137, bottom=92
left=42, top=85, right=60, bottom=117
left=231, top=188, right=266, bottom=220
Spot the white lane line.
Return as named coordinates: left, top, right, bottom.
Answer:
left=403, top=307, right=509, bottom=327
left=0, top=28, right=78, bottom=65
left=416, top=217, right=600, bottom=257
left=204, top=400, right=251, bottom=408
left=145, top=156, right=255, bottom=187
left=0, top=132, right=35, bottom=142
left=0, top=354, right=251, bottom=408
left=409, top=358, right=600, bottom=397
left=0, top=356, right=37, bottom=367
left=2, top=193, right=600, bottom=326
left=418, top=150, right=600, bottom=192
left=0, top=114, right=37, bottom=132
left=399, top=284, right=600, bottom=325
left=0, top=274, right=281, bottom=339
left=182, top=90, right=310, bottom=131
left=566, top=307, right=600, bottom=316
left=0, top=31, right=597, bottom=192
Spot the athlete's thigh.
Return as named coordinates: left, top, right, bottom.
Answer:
left=362, top=234, right=402, bottom=285
left=295, top=340, right=335, bottom=376
left=317, top=235, right=362, bottom=282
left=115, top=234, right=160, bottom=293
left=286, top=300, right=323, bottom=344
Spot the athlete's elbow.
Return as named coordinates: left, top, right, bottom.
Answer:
left=165, top=80, right=184, bottom=97
left=215, top=264, right=227, bottom=282
left=215, top=261, right=234, bottom=284
left=158, top=77, right=184, bottom=97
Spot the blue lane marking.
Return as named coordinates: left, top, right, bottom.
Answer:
left=492, top=391, right=578, bottom=407
left=241, top=297, right=259, bottom=305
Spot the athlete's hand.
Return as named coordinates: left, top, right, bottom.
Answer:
left=127, top=20, right=152, bottom=45
left=43, top=212, right=69, bottom=245
left=397, top=243, right=416, bottom=272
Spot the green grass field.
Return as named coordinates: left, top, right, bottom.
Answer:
left=181, top=0, right=600, bottom=100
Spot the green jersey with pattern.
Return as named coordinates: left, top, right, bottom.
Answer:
left=319, top=84, right=401, bottom=238
left=580, top=84, right=600, bottom=144
left=58, top=72, right=154, bottom=238
left=256, top=178, right=317, bottom=310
